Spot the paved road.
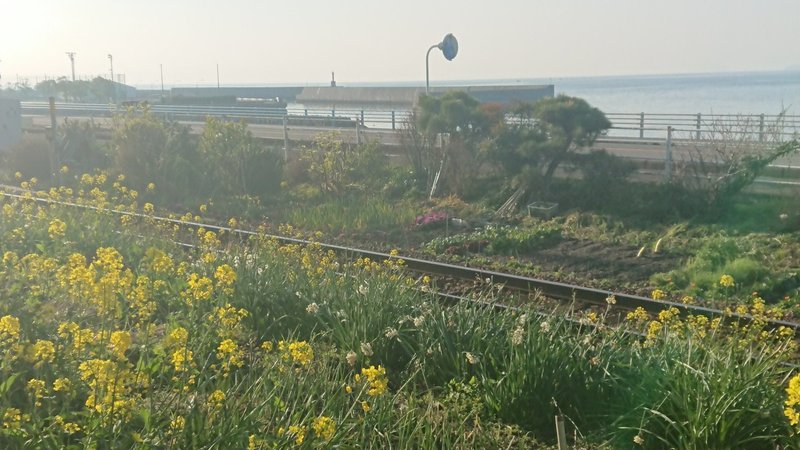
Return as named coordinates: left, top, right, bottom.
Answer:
left=26, top=115, right=800, bottom=169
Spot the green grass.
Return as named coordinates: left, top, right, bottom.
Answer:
left=283, top=194, right=418, bottom=233
left=2, top=178, right=800, bottom=449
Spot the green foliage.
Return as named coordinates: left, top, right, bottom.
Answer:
left=424, top=222, right=562, bottom=256
left=674, top=130, right=800, bottom=218
left=59, top=120, right=109, bottom=174
left=417, top=92, right=501, bottom=140
left=111, top=105, right=199, bottom=200
left=34, top=77, right=115, bottom=102
left=488, top=95, right=612, bottom=197
left=3, top=136, right=53, bottom=181
left=1, top=185, right=798, bottom=448
left=284, top=194, right=417, bottom=233
left=610, top=332, right=792, bottom=450
left=293, top=131, right=388, bottom=196
left=415, top=92, right=504, bottom=196
left=198, top=117, right=282, bottom=198
left=650, top=234, right=787, bottom=300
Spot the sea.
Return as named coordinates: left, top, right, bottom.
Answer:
left=275, top=70, right=800, bottom=116
left=515, top=71, right=800, bottom=116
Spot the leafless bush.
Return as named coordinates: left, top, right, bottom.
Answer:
left=671, top=112, right=800, bottom=211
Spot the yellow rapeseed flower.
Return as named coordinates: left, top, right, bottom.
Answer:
left=53, top=378, right=72, bottom=393
left=181, top=273, right=214, bottom=306
left=719, top=274, right=735, bottom=288
left=207, top=390, right=226, bottom=409
left=167, top=327, right=189, bottom=347
left=27, top=379, right=46, bottom=406
left=785, top=374, right=800, bottom=426
left=109, top=331, right=132, bottom=360
left=32, top=339, right=56, bottom=364
left=172, top=348, right=193, bottom=373
left=48, top=219, right=67, bottom=238
left=312, top=416, right=336, bottom=441
left=359, top=365, right=388, bottom=397
left=216, top=339, right=244, bottom=375
left=287, top=425, right=305, bottom=445
left=214, top=264, right=237, bottom=287
left=0, top=315, right=21, bottom=341
left=279, top=340, right=314, bottom=367
left=3, top=407, right=23, bottom=429
left=170, top=415, right=186, bottom=432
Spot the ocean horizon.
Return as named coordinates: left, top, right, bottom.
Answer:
left=136, top=69, right=800, bottom=116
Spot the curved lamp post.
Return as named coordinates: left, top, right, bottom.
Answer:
left=426, top=33, right=458, bottom=94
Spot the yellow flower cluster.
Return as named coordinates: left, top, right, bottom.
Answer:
left=48, top=219, right=67, bottom=239
left=355, top=365, right=388, bottom=397
left=78, top=358, right=137, bottom=421
left=27, top=379, right=46, bottom=407
left=181, top=273, right=214, bottom=306
left=3, top=407, right=28, bottom=430
left=212, top=303, right=249, bottom=338
left=0, top=315, right=21, bottom=342
left=719, top=274, right=735, bottom=288
left=108, top=330, right=132, bottom=360
left=214, top=264, right=237, bottom=295
left=164, top=327, right=196, bottom=387
left=217, top=339, right=245, bottom=376
left=172, top=348, right=194, bottom=373
left=279, top=340, right=314, bottom=367
left=786, top=375, right=800, bottom=427
left=57, top=322, right=95, bottom=357
left=312, top=415, right=336, bottom=441
left=31, top=339, right=56, bottom=364
left=207, top=389, right=226, bottom=410
left=286, top=425, right=306, bottom=445
left=129, top=275, right=157, bottom=325
left=144, top=247, right=174, bottom=274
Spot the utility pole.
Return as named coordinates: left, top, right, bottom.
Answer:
left=66, top=52, right=76, bottom=81
left=160, top=64, right=165, bottom=101
left=216, top=63, right=220, bottom=89
left=108, top=54, right=115, bottom=102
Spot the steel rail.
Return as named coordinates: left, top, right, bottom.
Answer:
left=3, top=185, right=798, bottom=333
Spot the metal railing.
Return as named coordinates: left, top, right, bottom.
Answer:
left=605, top=112, right=800, bottom=141
left=20, top=102, right=800, bottom=140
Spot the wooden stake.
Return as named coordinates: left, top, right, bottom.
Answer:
left=555, top=415, right=568, bottom=450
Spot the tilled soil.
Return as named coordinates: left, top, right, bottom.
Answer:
left=530, top=239, right=680, bottom=286
left=340, top=228, right=683, bottom=294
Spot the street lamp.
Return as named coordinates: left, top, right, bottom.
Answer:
left=66, top=52, right=76, bottom=81
left=108, top=54, right=115, bottom=102
left=425, top=33, right=458, bottom=94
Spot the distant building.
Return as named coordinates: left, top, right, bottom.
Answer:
left=294, top=85, right=555, bottom=111
left=0, top=99, right=22, bottom=153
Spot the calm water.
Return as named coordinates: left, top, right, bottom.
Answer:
left=552, top=72, right=799, bottom=115
left=434, top=71, right=800, bottom=115
left=164, top=70, right=800, bottom=116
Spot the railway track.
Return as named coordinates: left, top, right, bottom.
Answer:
left=3, top=184, right=799, bottom=333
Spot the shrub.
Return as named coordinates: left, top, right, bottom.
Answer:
left=198, top=117, right=283, bottom=199
left=111, top=106, right=199, bottom=201
left=4, top=135, right=53, bottom=181
left=293, top=132, right=388, bottom=196
left=59, top=119, right=109, bottom=174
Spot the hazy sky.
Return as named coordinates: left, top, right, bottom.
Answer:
left=1, top=0, right=799, bottom=87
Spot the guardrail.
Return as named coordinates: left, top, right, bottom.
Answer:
left=21, top=102, right=800, bottom=140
